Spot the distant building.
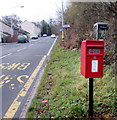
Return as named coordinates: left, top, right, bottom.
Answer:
left=0, top=20, right=13, bottom=42
left=0, top=20, right=29, bottom=43
left=20, top=21, right=41, bottom=37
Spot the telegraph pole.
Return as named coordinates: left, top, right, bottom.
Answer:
left=61, top=0, right=64, bottom=41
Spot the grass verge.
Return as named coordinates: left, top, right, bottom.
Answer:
left=26, top=38, right=116, bottom=119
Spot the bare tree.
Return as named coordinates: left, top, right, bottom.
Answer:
left=2, top=14, right=22, bottom=27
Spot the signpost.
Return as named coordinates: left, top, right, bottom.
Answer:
left=60, top=25, right=70, bottom=41
left=62, top=24, right=70, bottom=29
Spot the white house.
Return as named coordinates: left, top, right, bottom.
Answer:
left=0, top=20, right=13, bottom=42
left=20, top=21, right=41, bottom=37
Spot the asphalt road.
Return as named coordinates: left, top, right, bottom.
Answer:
left=0, top=36, right=57, bottom=118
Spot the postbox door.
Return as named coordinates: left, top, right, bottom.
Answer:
left=86, top=55, right=103, bottom=78
left=86, top=46, right=104, bottom=78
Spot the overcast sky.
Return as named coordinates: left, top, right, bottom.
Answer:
left=0, top=0, right=67, bottom=22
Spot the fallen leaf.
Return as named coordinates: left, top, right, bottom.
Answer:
left=61, top=107, right=66, bottom=110
left=42, top=100, right=49, bottom=103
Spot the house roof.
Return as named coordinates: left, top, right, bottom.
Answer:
left=0, top=19, right=30, bottom=35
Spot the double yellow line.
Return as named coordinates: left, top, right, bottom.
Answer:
left=3, top=56, right=46, bottom=118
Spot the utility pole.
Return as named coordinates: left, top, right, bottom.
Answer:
left=61, top=0, right=64, bottom=41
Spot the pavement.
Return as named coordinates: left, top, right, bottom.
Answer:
left=0, top=42, right=9, bottom=46
left=0, top=42, right=17, bottom=46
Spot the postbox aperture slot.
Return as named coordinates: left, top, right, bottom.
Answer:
left=87, top=48, right=103, bottom=55
left=88, top=49, right=101, bottom=54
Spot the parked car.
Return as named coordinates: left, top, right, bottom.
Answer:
left=43, top=34, right=47, bottom=37
left=30, top=35, right=38, bottom=39
left=17, top=35, right=29, bottom=43
left=51, top=34, right=56, bottom=38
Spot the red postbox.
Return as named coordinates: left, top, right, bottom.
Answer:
left=80, top=40, right=104, bottom=78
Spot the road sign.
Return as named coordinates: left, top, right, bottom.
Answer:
left=60, top=29, right=63, bottom=32
left=62, top=24, right=70, bottom=29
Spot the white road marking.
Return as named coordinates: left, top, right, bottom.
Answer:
left=17, top=47, right=27, bottom=52
left=47, top=37, right=57, bottom=56
left=29, top=44, right=34, bottom=47
left=31, top=40, right=38, bottom=42
left=0, top=53, right=12, bottom=59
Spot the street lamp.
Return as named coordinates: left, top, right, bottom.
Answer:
left=10, top=6, right=24, bottom=38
